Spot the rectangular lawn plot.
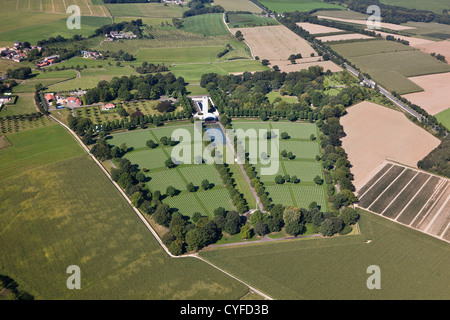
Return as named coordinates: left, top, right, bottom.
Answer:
left=231, top=122, right=272, bottom=137
left=125, top=148, right=168, bottom=171
left=163, top=193, right=208, bottom=218
left=283, top=161, right=323, bottom=182
left=279, top=140, right=319, bottom=160
left=265, top=185, right=295, bottom=206
left=108, top=130, right=157, bottom=150
left=150, top=125, right=194, bottom=141
left=146, top=169, right=186, bottom=193
left=195, top=188, right=236, bottom=215
left=368, top=168, right=418, bottom=214
left=291, top=185, right=327, bottom=210
left=253, top=161, right=284, bottom=183
left=270, top=122, right=317, bottom=140
left=177, top=165, right=223, bottom=188
left=357, top=165, right=406, bottom=208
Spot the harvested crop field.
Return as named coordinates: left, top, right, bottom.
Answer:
left=369, top=30, right=435, bottom=47
left=296, top=22, right=343, bottom=34
left=316, top=33, right=373, bottom=42
left=357, top=162, right=450, bottom=243
left=230, top=25, right=317, bottom=61
left=340, top=101, right=441, bottom=191
left=414, top=40, right=450, bottom=64
left=402, top=72, right=450, bottom=115
left=316, top=15, right=415, bottom=31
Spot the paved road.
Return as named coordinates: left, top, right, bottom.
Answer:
left=343, top=63, right=422, bottom=121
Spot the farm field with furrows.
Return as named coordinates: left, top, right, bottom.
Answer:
left=356, top=162, right=450, bottom=243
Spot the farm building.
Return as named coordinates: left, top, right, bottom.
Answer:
left=44, top=93, right=55, bottom=103
left=0, top=96, right=12, bottom=104
left=67, top=97, right=82, bottom=107
left=102, top=103, right=116, bottom=111
left=81, top=51, right=102, bottom=60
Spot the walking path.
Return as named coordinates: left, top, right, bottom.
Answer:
left=217, top=121, right=264, bottom=212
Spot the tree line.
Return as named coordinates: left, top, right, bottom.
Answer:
left=83, top=72, right=186, bottom=105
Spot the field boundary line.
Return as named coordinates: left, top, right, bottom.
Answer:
left=358, top=164, right=395, bottom=200
left=50, top=115, right=273, bottom=300
left=394, top=174, right=432, bottom=222
left=355, top=205, right=450, bottom=244
left=380, top=171, right=419, bottom=216
left=410, top=179, right=447, bottom=227
left=440, top=221, right=450, bottom=240
left=367, top=167, right=407, bottom=211
left=424, top=193, right=450, bottom=234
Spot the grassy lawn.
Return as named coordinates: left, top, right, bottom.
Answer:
left=200, top=208, right=450, bottom=299
left=107, top=124, right=239, bottom=220
left=231, top=121, right=328, bottom=211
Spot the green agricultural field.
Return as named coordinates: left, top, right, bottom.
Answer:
left=0, top=123, right=84, bottom=178
left=106, top=2, right=187, bottom=18
left=0, top=14, right=111, bottom=44
left=330, top=39, right=415, bottom=58
left=227, top=13, right=280, bottom=28
left=169, top=60, right=269, bottom=83
left=331, top=40, right=450, bottom=94
left=0, top=0, right=111, bottom=16
left=200, top=208, right=450, bottom=299
left=213, top=0, right=262, bottom=13
left=435, top=108, right=450, bottom=130
left=380, top=0, right=450, bottom=14
left=0, top=129, right=248, bottom=299
left=259, top=0, right=345, bottom=13
left=181, top=13, right=229, bottom=36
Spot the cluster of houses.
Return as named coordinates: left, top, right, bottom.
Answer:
left=45, top=93, right=81, bottom=109
left=0, top=42, right=42, bottom=63
left=36, top=55, right=60, bottom=68
left=44, top=91, right=116, bottom=112
left=162, top=0, right=187, bottom=4
left=106, top=31, right=137, bottom=41
left=81, top=51, right=102, bottom=60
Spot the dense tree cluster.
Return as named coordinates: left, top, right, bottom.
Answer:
left=183, top=0, right=224, bottom=18
left=0, top=274, right=34, bottom=300
left=6, top=67, right=32, bottom=80
left=135, top=61, right=168, bottom=74
left=83, top=73, right=186, bottom=105
left=418, top=135, right=450, bottom=178
left=95, top=19, right=144, bottom=39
